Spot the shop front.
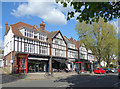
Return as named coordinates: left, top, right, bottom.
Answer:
left=27, top=57, right=49, bottom=73
left=76, top=59, right=91, bottom=72
left=68, top=58, right=76, bottom=72
left=15, top=53, right=49, bottom=73
left=16, top=53, right=29, bottom=74
left=52, top=58, right=68, bottom=72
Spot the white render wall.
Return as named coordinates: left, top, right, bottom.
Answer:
left=4, top=26, right=14, bottom=56
left=79, top=43, right=87, bottom=60
left=4, top=27, right=50, bottom=56
left=14, top=36, right=50, bottom=55
left=52, top=33, right=66, bottom=57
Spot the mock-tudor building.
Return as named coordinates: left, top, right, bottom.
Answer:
left=4, top=21, right=97, bottom=73
left=64, top=36, right=78, bottom=71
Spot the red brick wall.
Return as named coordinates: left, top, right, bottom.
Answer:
left=4, top=51, right=16, bottom=73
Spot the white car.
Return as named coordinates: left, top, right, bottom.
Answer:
left=111, top=68, right=117, bottom=73
left=111, top=69, right=115, bottom=73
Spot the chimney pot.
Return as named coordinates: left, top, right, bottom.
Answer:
left=5, top=22, right=8, bottom=33
left=40, top=21, right=45, bottom=31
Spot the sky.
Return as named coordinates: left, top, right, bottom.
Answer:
left=0, top=0, right=119, bottom=49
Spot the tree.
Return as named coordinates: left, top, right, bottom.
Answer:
left=75, top=18, right=118, bottom=67
left=56, top=1, right=120, bottom=23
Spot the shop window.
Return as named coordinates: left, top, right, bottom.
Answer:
left=21, top=58, right=26, bottom=69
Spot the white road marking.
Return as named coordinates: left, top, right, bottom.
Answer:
left=113, top=82, right=120, bottom=86
left=57, top=84, right=68, bottom=87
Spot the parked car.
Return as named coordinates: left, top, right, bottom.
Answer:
left=94, top=67, right=106, bottom=74
left=103, top=68, right=109, bottom=73
left=108, top=68, right=112, bottom=73
left=111, top=68, right=117, bottom=73
left=117, top=68, right=120, bottom=72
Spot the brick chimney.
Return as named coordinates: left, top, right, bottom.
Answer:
left=40, top=21, right=45, bottom=31
left=5, top=22, right=8, bottom=33
left=70, top=37, right=73, bottom=41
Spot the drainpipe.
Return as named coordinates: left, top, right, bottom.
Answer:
left=50, top=41, right=53, bottom=77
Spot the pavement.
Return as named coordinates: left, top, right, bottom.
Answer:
left=2, top=70, right=116, bottom=83
left=11, top=71, right=104, bottom=80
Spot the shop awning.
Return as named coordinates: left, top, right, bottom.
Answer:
left=28, top=57, right=48, bottom=61
left=53, top=59, right=72, bottom=64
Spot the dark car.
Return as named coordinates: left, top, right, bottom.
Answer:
left=108, top=68, right=112, bottom=73
left=104, top=68, right=109, bottom=73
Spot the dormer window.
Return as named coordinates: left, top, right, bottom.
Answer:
left=39, top=33, right=46, bottom=41
left=24, top=29, right=27, bottom=36
left=24, top=29, right=34, bottom=38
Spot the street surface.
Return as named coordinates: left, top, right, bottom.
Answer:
left=2, top=73, right=120, bottom=88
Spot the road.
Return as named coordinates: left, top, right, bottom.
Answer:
left=2, top=73, right=120, bottom=88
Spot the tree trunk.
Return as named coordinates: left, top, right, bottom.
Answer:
left=97, top=57, right=101, bottom=67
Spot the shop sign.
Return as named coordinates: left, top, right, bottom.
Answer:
left=76, top=62, right=82, bottom=63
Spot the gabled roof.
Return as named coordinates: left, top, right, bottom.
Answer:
left=47, top=30, right=59, bottom=39
left=64, top=36, right=77, bottom=44
left=47, top=30, right=67, bottom=45
left=64, top=36, right=69, bottom=42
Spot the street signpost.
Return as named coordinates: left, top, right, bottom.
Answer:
left=10, top=59, right=13, bottom=73
left=10, top=59, right=13, bottom=64
left=90, top=58, right=93, bottom=73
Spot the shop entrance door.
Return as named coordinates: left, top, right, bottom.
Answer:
left=36, top=64, right=39, bottom=72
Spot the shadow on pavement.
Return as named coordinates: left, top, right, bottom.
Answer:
left=2, top=73, right=27, bottom=84
left=54, top=74, right=120, bottom=88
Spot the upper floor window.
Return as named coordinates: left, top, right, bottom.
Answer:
left=39, top=33, right=46, bottom=41
left=25, top=43, right=28, bottom=52
left=68, top=43, right=75, bottom=49
left=55, top=40, right=58, bottom=44
left=24, top=29, right=34, bottom=38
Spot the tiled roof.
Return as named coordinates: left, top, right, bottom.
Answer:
left=7, top=22, right=49, bottom=43
left=10, top=22, right=36, bottom=37
left=5, top=22, right=78, bottom=45
left=47, top=30, right=59, bottom=38
left=64, top=36, right=81, bottom=48
left=64, top=36, right=69, bottom=42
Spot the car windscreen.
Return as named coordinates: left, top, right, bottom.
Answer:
left=96, top=68, right=100, bottom=70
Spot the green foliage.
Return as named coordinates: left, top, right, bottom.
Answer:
left=75, top=18, right=118, bottom=67
left=56, top=1, right=120, bottom=23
